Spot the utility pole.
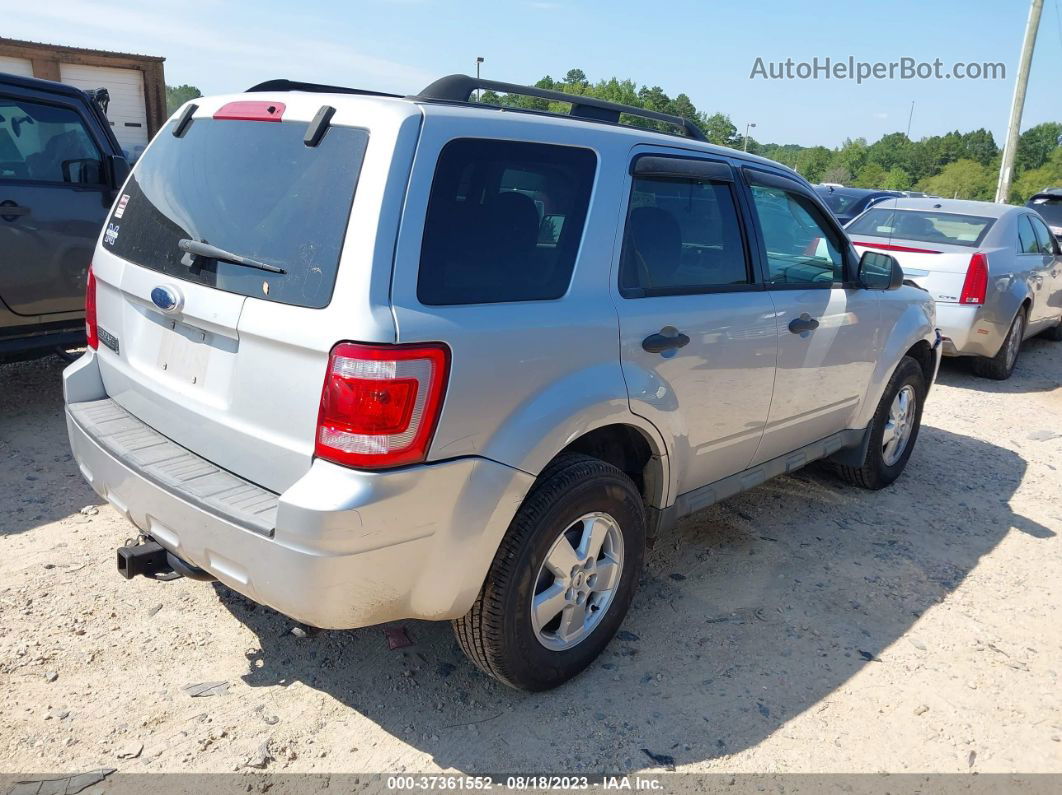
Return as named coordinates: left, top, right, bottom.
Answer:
left=995, top=0, right=1044, bottom=203
left=475, top=56, right=484, bottom=101
left=906, top=101, right=915, bottom=138
left=744, top=121, right=756, bottom=152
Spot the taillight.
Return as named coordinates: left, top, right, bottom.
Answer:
left=959, top=252, right=989, bottom=305
left=315, top=342, right=450, bottom=469
left=85, top=267, right=98, bottom=350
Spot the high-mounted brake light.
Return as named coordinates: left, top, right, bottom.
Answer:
left=959, top=252, right=989, bottom=305
left=853, top=241, right=941, bottom=255
left=315, top=342, right=450, bottom=469
left=213, top=101, right=286, bottom=122
left=85, top=267, right=98, bottom=350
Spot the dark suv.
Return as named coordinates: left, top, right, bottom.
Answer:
left=1027, top=188, right=1062, bottom=239
left=0, top=72, right=128, bottom=362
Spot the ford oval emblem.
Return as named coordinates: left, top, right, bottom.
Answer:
left=150, top=286, right=182, bottom=313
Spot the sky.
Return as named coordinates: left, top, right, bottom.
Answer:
left=6, top=0, right=1062, bottom=148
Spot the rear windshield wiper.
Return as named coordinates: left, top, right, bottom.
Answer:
left=178, top=238, right=286, bottom=274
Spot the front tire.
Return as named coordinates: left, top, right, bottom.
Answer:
left=453, top=454, right=646, bottom=691
left=835, top=356, right=926, bottom=490
left=973, top=308, right=1025, bottom=380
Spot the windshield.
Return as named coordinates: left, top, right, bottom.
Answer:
left=817, top=190, right=858, bottom=213
left=101, top=117, right=368, bottom=308
left=847, top=208, right=995, bottom=248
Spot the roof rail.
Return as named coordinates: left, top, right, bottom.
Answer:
left=246, top=79, right=401, bottom=98
left=416, top=74, right=706, bottom=142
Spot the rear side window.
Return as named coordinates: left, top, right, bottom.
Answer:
left=1029, top=214, right=1057, bottom=253
left=103, top=118, right=368, bottom=308
left=417, top=139, right=596, bottom=306
left=620, top=176, right=750, bottom=296
left=1017, top=215, right=1040, bottom=254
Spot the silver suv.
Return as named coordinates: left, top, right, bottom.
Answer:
left=64, top=75, right=941, bottom=690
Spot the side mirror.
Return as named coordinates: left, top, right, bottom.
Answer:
left=106, top=154, right=130, bottom=190
left=61, top=158, right=104, bottom=185
left=858, top=250, right=904, bottom=290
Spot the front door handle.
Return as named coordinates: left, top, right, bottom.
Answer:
left=642, top=326, right=691, bottom=354
left=0, top=201, right=30, bottom=221
left=788, top=313, right=820, bottom=334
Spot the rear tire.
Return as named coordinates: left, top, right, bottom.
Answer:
left=973, top=309, right=1025, bottom=380
left=835, top=356, right=925, bottom=490
left=453, top=454, right=646, bottom=691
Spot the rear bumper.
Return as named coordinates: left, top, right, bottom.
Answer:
left=64, top=352, right=534, bottom=629
left=936, top=303, right=1007, bottom=358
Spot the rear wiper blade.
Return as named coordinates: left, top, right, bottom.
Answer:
left=177, top=238, right=286, bottom=274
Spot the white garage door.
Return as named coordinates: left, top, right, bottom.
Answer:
left=0, top=56, right=35, bottom=77
left=59, top=63, right=148, bottom=155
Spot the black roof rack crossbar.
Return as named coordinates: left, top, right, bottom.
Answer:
left=246, top=79, right=402, bottom=98
left=416, top=74, right=707, bottom=142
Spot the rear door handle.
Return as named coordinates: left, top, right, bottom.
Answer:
left=642, top=326, right=690, bottom=354
left=788, top=313, right=820, bottom=334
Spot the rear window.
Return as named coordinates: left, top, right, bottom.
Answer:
left=102, top=117, right=368, bottom=308
left=417, top=139, right=597, bottom=306
left=847, top=208, right=994, bottom=248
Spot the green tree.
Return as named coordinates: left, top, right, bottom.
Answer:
left=1015, top=122, right=1062, bottom=173
left=165, top=84, right=202, bottom=116
left=853, top=163, right=887, bottom=189
left=794, top=146, right=832, bottom=182
left=820, top=165, right=851, bottom=185
left=563, top=68, right=587, bottom=88
left=961, top=128, right=998, bottom=166
left=919, top=159, right=994, bottom=200
left=1011, top=148, right=1062, bottom=203
left=699, top=112, right=738, bottom=147
left=882, top=166, right=912, bottom=191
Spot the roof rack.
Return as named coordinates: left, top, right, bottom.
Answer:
left=415, top=74, right=706, bottom=142
left=246, top=79, right=401, bottom=98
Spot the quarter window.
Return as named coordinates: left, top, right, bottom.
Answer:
left=748, top=182, right=845, bottom=286
left=417, top=139, right=597, bottom=306
left=0, top=97, right=101, bottom=183
left=619, top=174, right=750, bottom=296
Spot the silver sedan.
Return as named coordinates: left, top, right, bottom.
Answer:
left=847, top=198, right=1062, bottom=379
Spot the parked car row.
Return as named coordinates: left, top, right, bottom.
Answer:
left=6, top=70, right=1056, bottom=690
left=828, top=194, right=1062, bottom=379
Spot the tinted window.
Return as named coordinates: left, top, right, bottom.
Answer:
left=102, top=118, right=366, bottom=308
left=619, top=175, right=749, bottom=295
left=847, top=208, right=995, bottom=248
left=417, top=139, right=596, bottom=305
left=749, top=184, right=844, bottom=285
left=1017, top=215, right=1039, bottom=254
left=1029, top=215, right=1056, bottom=254
left=0, top=97, right=101, bottom=183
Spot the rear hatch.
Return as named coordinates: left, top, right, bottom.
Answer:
left=89, top=94, right=416, bottom=492
left=847, top=206, right=997, bottom=303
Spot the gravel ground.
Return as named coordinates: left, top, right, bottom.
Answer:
left=1, top=339, right=1060, bottom=776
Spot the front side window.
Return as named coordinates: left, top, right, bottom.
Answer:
left=619, top=175, right=750, bottom=295
left=417, top=139, right=597, bottom=306
left=0, top=97, right=101, bottom=183
left=748, top=183, right=844, bottom=286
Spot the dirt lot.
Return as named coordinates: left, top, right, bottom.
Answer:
left=1, top=341, right=1060, bottom=777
